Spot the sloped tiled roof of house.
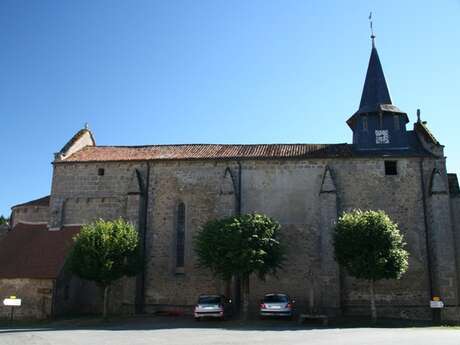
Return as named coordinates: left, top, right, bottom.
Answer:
left=55, top=143, right=431, bottom=163
left=0, top=223, right=80, bottom=279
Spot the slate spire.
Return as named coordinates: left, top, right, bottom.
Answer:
left=358, top=43, right=392, bottom=113
left=348, top=36, right=405, bottom=123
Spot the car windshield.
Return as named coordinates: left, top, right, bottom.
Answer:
left=198, top=296, right=221, bottom=304
left=263, top=294, right=288, bottom=303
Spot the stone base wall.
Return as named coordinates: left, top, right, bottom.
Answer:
left=0, top=225, right=8, bottom=240
left=0, top=278, right=54, bottom=320
left=343, top=305, right=432, bottom=321
left=54, top=273, right=103, bottom=317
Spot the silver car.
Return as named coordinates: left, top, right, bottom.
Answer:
left=259, top=293, right=294, bottom=318
left=194, top=294, right=232, bottom=320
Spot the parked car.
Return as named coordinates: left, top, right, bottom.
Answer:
left=259, top=293, right=294, bottom=319
left=194, top=294, right=233, bottom=320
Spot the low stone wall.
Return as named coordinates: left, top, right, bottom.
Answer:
left=0, top=278, right=54, bottom=320
left=0, top=225, right=8, bottom=240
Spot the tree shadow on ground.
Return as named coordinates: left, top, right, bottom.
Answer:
left=0, top=315, right=458, bottom=334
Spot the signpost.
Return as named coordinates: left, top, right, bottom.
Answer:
left=3, top=296, right=22, bottom=322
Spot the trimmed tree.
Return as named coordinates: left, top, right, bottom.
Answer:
left=194, top=213, right=285, bottom=319
left=333, top=209, right=409, bottom=322
left=66, top=218, right=142, bottom=318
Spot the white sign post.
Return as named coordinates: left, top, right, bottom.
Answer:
left=3, top=298, right=21, bottom=307
left=3, top=296, right=21, bottom=322
left=430, top=300, right=444, bottom=308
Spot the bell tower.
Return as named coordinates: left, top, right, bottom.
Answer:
left=347, top=33, right=410, bottom=150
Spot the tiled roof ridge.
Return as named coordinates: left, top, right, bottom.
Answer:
left=93, top=142, right=347, bottom=148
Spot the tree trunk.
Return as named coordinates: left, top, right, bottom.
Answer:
left=242, top=275, right=250, bottom=320
left=103, top=285, right=110, bottom=320
left=369, top=280, right=377, bottom=323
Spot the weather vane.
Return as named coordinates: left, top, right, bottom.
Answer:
left=369, top=12, right=375, bottom=46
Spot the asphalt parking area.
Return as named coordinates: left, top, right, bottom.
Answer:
left=0, top=316, right=459, bottom=345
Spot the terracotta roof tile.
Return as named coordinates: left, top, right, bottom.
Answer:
left=58, top=144, right=354, bottom=163
left=0, top=223, right=80, bottom=279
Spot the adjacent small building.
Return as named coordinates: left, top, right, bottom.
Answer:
left=0, top=200, right=100, bottom=320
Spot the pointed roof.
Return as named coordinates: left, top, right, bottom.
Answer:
left=359, top=44, right=393, bottom=112
left=347, top=39, right=407, bottom=128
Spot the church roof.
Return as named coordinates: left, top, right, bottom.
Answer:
left=56, top=144, right=352, bottom=162
left=55, top=143, right=431, bottom=163
left=0, top=223, right=80, bottom=279
left=11, top=195, right=50, bottom=209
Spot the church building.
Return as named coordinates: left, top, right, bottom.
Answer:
left=3, top=36, right=460, bottom=321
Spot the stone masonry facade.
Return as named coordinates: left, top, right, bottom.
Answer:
left=46, top=149, right=460, bottom=320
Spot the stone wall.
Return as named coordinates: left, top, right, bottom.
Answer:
left=0, top=224, right=9, bottom=239
left=49, top=162, right=146, bottom=229
left=143, top=160, right=237, bottom=312
left=0, top=278, right=54, bottom=320
left=450, top=195, right=460, bottom=307
left=11, top=205, right=49, bottom=227
left=49, top=155, right=459, bottom=320
left=53, top=273, right=102, bottom=317
left=332, top=157, right=433, bottom=319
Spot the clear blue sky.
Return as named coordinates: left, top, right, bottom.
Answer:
left=1, top=0, right=460, bottom=216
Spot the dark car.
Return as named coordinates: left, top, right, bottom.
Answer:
left=194, top=294, right=233, bottom=320
left=259, top=293, right=294, bottom=319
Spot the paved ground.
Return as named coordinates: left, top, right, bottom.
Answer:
left=0, top=317, right=459, bottom=345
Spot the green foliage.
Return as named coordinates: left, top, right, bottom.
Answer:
left=194, top=213, right=285, bottom=281
left=333, top=209, right=409, bottom=281
left=0, top=215, right=9, bottom=226
left=66, top=218, right=142, bottom=286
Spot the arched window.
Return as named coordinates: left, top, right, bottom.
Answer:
left=176, top=202, right=186, bottom=268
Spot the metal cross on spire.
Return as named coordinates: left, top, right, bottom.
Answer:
left=369, top=12, right=375, bottom=47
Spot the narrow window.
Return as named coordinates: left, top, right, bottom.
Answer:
left=98, top=168, right=105, bottom=176
left=176, top=202, right=186, bottom=268
left=362, top=116, right=368, bottom=131
left=385, top=161, right=398, bottom=175
left=394, top=115, right=400, bottom=131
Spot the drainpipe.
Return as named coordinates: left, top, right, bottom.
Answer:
left=419, top=157, right=435, bottom=321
